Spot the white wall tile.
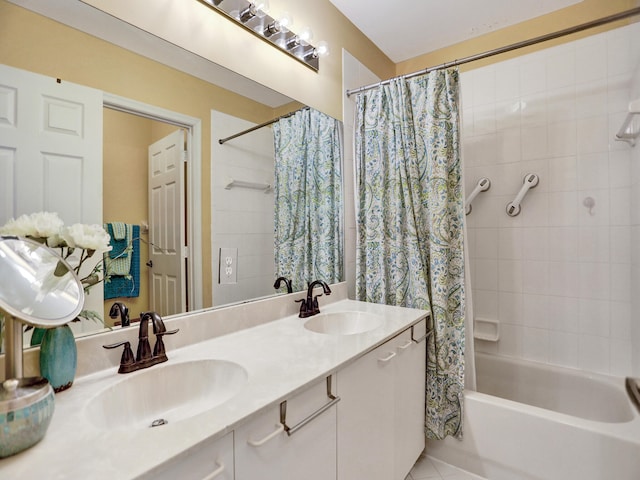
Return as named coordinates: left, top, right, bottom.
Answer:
left=472, top=66, right=496, bottom=106
left=497, top=323, right=522, bottom=357
left=498, top=259, right=523, bottom=293
left=547, top=296, right=579, bottom=332
left=522, top=226, right=549, bottom=260
left=575, top=37, right=607, bottom=84
left=462, top=23, right=636, bottom=376
left=547, top=156, right=577, bottom=192
left=498, top=291, right=523, bottom=324
left=578, top=298, right=610, bottom=336
left=576, top=115, right=609, bottom=154
left=578, top=334, right=610, bottom=373
left=521, top=327, right=550, bottom=362
left=549, top=331, right=579, bottom=368
left=523, top=261, right=550, bottom=295
left=522, top=293, right=550, bottom=328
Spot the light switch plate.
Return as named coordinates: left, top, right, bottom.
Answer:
left=219, top=247, right=238, bottom=284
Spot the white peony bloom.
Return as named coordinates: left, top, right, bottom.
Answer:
left=62, top=223, right=112, bottom=252
left=0, top=211, right=63, bottom=239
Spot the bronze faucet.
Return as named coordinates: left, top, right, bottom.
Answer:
left=296, top=280, right=331, bottom=318
left=274, top=276, right=293, bottom=293
left=103, top=311, right=179, bottom=374
left=109, top=302, right=130, bottom=327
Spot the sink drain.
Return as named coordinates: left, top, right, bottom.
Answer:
left=150, top=418, right=168, bottom=428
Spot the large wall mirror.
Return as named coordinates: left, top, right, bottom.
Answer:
left=0, top=0, right=344, bottom=347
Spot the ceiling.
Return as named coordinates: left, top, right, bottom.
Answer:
left=329, top=0, right=583, bottom=63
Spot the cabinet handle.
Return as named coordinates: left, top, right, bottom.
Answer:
left=398, top=340, right=413, bottom=350
left=247, top=423, right=285, bottom=447
left=202, top=460, right=225, bottom=480
left=280, top=375, right=340, bottom=436
left=378, top=351, right=396, bottom=363
left=411, top=326, right=432, bottom=343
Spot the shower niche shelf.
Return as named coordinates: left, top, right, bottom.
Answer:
left=473, top=317, right=499, bottom=342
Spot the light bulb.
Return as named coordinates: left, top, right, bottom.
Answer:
left=254, top=0, right=269, bottom=17
left=316, top=40, right=330, bottom=57
left=298, top=26, right=313, bottom=45
left=277, top=12, right=293, bottom=32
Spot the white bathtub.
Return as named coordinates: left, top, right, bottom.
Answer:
left=426, top=353, right=640, bottom=480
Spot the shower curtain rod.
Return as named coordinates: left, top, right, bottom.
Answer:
left=346, top=7, right=640, bottom=97
left=218, top=106, right=310, bottom=144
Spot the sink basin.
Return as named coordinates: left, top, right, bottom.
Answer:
left=304, top=311, right=383, bottom=335
left=84, top=359, right=248, bottom=430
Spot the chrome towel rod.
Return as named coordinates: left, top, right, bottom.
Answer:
left=346, top=7, right=640, bottom=97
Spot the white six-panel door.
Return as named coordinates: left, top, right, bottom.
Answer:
left=0, top=63, right=102, bottom=226
left=148, top=129, right=186, bottom=316
left=0, top=64, right=104, bottom=328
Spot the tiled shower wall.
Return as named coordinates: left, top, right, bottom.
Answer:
left=463, top=22, right=640, bottom=376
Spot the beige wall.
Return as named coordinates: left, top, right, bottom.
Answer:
left=396, top=0, right=639, bottom=76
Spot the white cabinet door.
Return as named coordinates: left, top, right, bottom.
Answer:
left=393, top=323, right=427, bottom=479
left=235, top=375, right=337, bottom=480
left=336, top=338, right=396, bottom=480
left=143, top=431, right=234, bottom=480
left=337, top=320, right=428, bottom=480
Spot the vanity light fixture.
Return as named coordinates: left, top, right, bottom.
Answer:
left=198, top=0, right=327, bottom=71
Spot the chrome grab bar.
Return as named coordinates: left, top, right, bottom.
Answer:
left=280, top=375, right=340, bottom=436
left=625, top=377, right=640, bottom=414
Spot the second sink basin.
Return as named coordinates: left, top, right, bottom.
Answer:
left=84, top=359, right=248, bottom=430
left=304, top=311, right=383, bottom=335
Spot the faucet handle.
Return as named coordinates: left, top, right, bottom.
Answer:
left=103, top=341, right=136, bottom=374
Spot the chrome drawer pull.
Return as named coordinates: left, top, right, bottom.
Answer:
left=398, top=340, right=413, bottom=350
left=202, top=460, right=225, bottom=479
left=247, top=423, right=284, bottom=447
left=280, top=375, right=340, bottom=436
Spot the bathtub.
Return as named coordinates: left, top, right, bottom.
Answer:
left=426, top=353, right=640, bottom=480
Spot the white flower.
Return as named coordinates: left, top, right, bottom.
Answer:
left=62, top=223, right=111, bottom=252
left=0, top=212, right=64, bottom=240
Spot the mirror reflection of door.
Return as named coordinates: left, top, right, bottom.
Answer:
left=148, top=129, right=187, bottom=316
left=103, top=109, right=188, bottom=322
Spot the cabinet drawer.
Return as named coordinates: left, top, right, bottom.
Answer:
left=235, top=376, right=337, bottom=480
left=142, top=431, right=234, bottom=480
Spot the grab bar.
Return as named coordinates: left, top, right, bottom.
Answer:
left=465, top=177, right=491, bottom=215
left=506, top=173, right=539, bottom=217
left=625, top=377, right=640, bottom=414
left=279, top=375, right=340, bottom=436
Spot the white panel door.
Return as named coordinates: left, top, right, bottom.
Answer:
left=148, top=129, right=186, bottom=316
left=0, top=63, right=104, bottom=327
left=0, top=63, right=102, bottom=225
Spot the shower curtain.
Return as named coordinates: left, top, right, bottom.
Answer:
left=354, top=69, right=466, bottom=439
left=273, top=108, right=344, bottom=293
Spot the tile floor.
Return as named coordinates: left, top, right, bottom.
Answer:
left=406, top=454, right=487, bottom=480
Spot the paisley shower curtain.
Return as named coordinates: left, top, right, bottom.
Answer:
left=273, top=108, right=343, bottom=293
left=354, top=69, right=466, bottom=439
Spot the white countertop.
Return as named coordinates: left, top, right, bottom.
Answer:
left=0, top=296, right=428, bottom=479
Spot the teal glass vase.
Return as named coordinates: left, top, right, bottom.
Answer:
left=39, top=324, right=77, bottom=393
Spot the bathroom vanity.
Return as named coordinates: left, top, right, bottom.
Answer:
left=0, top=283, right=428, bottom=479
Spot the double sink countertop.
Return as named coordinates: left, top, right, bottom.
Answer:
left=0, top=284, right=428, bottom=479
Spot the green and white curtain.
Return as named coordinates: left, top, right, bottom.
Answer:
left=273, top=108, right=343, bottom=293
left=354, top=69, right=466, bottom=439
